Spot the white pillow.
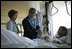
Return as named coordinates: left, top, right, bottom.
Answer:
left=65, top=28, right=71, bottom=44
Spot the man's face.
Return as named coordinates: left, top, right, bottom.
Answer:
left=30, top=10, right=36, bottom=18
left=58, top=28, right=66, bottom=36
left=58, top=28, right=63, bottom=36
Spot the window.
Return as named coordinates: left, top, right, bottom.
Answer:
left=51, top=1, right=71, bottom=36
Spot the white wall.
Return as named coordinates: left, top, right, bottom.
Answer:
left=1, top=1, right=29, bottom=24
left=29, top=1, right=42, bottom=12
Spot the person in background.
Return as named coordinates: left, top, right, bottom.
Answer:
left=22, top=8, right=43, bottom=39
left=6, top=9, right=19, bottom=34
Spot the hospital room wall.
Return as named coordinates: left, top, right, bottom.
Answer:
left=1, top=1, right=29, bottom=24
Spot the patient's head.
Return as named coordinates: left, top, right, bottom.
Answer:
left=58, top=26, right=67, bottom=37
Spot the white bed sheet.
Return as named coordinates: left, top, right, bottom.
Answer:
left=1, top=28, right=71, bottom=48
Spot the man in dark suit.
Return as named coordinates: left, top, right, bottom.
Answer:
left=22, top=8, right=42, bottom=39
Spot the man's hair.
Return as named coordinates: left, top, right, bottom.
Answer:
left=29, top=8, right=36, bottom=14
left=59, top=26, right=67, bottom=35
left=8, top=9, right=18, bottom=18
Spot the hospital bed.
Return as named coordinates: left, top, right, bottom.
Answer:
left=1, top=28, right=71, bottom=48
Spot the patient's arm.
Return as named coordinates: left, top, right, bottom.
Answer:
left=52, top=37, right=65, bottom=44
left=53, top=40, right=64, bottom=44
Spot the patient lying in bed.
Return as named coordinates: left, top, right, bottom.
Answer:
left=1, top=28, right=71, bottom=48
left=41, top=26, right=71, bottom=45
left=54, top=26, right=68, bottom=44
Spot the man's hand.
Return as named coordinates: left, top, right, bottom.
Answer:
left=36, top=28, right=43, bottom=34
